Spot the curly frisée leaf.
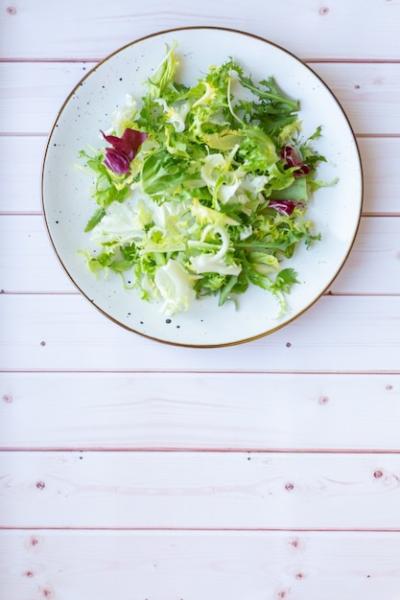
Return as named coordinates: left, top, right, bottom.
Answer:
left=271, top=268, right=299, bottom=293
left=79, top=44, right=335, bottom=316
left=189, top=226, right=242, bottom=276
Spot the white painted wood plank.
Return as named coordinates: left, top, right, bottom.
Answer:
left=1, top=62, right=400, bottom=134
left=1, top=137, right=399, bottom=215
left=0, top=63, right=91, bottom=134
left=312, top=62, right=400, bottom=135
left=0, top=137, right=45, bottom=213
left=1, top=531, right=399, bottom=600
left=329, top=217, right=400, bottom=294
left=2, top=216, right=399, bottom=294
left=1, top=452, right=400, bottom=528
left=1, top=373, right=399, bottom=450
left=1, top=294, right=399, bottom=371
left=1, top=0, right=400, bottom=60
left=359, top=138, right=400, bottom=215
left=0, top=2, right=398, bottom=591
left=0, top=216, right=75, bottom=292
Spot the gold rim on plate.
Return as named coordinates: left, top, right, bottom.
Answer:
left=42, top=26, right=364, bottom=349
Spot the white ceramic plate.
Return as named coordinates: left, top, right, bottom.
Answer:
left=42, top=26, right=362, bottom=347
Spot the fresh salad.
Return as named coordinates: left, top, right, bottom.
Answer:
left=80, top=44, right=332, bottom=316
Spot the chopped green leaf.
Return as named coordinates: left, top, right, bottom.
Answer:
left=271, top=268, right=299, bottom=293
left=78, top=45, right=335, bottom=317
left=84, top=207, right=106, bottom=232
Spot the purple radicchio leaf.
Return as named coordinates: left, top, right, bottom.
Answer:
left=101, top=128, right=148, bottom=174
left=280, top=145, right=310, bottom=177
left=268, top=200, right=298, bottom=216
left=103, top=148, right=132, bottom=175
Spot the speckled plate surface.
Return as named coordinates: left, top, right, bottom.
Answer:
left=42, top=26, right=362, bottom=348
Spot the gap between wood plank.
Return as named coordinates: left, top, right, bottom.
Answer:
left=2, top=369, right=400, bottom=375
left=306, top=58, right=400, bottom=64
left=2, top=212, right=400, bottom=217
left=0, top=291, right=79, bottom=295
left=1, top=526, right=400, bottom=533
left=0, top=58, right=104, bottom=63
left=1, top=291, right=400, bottom=297
left=362, top=212, right=400, bottom=217
left=0, top=211, right=43, bottom=216
left=2, top=57, right=400, bottom=64
left=2, top=132, right=400, bottom=138
left=0, top=132, right=48, bottom=137
left=356, top=133, right=400, bottom=139
left=1, top=447, right=400, bottom=454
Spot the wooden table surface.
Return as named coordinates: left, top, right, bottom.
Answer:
left=1, top=1, right=400, bottom=598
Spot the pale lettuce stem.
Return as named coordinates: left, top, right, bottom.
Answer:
left=187, top=240, right=220, bottom=251
left=226, top=77, right=245, bottom=126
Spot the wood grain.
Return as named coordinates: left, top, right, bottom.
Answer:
left=1, top=373, right=399, bottom=451
left=1, top=530, right=400, bottom=600
left=1, top=0, right=400, bottom=60
left=1, top=451, right=400, bottom=528
left=1, top=294, right=399, bottom=371
left=1, top=62, right=400, bottom=134
left=2, top=215, right=400, bottom=294
left=2, top=137, right=399, bottom=215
